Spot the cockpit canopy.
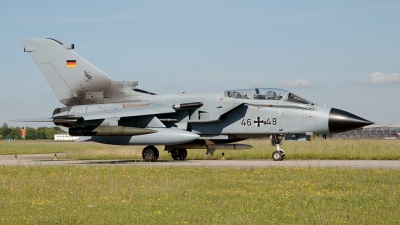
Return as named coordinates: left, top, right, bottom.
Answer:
left=224, top=88, right=313, bottom=105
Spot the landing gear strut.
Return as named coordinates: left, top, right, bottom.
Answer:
left=271, top=135, right=285, bottom=161
left=142, top=145, right=159, bottom=161
left=170, top=148, right=187, bottom=160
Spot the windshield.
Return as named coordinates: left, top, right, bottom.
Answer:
left=225, top=88, right=312, bottom=104
left=286, top=93, right=311, bottom=104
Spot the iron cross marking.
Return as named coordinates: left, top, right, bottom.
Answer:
left=254, top=117, right=264, bottom=127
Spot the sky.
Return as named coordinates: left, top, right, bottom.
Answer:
left=1, top=1, right=399, bottom=127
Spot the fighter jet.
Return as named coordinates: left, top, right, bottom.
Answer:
left=19, top=38, right=373, bottom=161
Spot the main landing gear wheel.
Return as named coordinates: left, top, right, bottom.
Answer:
left=142, top=145, right=159, bottom=161
left=170, top=149, right=187, bottom=161
left=272, top=150, right=285, bottom=161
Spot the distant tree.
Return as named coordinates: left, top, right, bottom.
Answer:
left=1, top=123, right=11, bottom=139
left=2, top=126, right=67, bottom=140
left=25, top=127, right=37, bottom=140
left=8, top=127, right=22, bottom=140
left=36, top=127, right=47, bottom=140
left=45, top=128, right=56, bottom=140
left=51, top=126, right=64, bottom=133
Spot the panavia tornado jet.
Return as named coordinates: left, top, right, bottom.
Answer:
left=19, top=38, right=373, bottom=161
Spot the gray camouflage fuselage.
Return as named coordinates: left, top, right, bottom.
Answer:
left=19, top=38, right=372, bottom=161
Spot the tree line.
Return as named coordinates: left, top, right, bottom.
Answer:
left=0, top=123, right=65, bottom=140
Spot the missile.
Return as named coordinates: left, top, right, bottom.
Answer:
left=89, top=128, right=200, bottom=145
left=69, top=126, right=156, bottom=136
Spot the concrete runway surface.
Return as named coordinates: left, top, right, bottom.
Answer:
left=0, top=154, right=399, bottom=169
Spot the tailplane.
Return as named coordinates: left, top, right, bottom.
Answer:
left=22, top=38, right=143, bottom=106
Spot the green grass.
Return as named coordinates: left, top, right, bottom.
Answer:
left=0, top=166, right=399, bottom=224
left=0, top=141, right=112, bottom=155
left=1, top=139, right=400, bottom=160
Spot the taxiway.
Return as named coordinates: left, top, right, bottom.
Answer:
left=0, top=154, right=399, bottom=169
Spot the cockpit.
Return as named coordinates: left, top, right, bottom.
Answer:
left=224, top=88, right=313, bottom=105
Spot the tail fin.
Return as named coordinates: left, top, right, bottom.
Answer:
left=22, top=38, right=115, bottom=106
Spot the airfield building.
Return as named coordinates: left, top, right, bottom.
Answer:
left=54, top=133, right=79, bottom=141
left=329, top=124, right=400, bottom=139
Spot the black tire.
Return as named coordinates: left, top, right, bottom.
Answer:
left=142, top=146, right=159, bottom=161
left=170, top=150, right=178, bottom=160
left=170, top=149, right=187, bottom=160
left=272, top=150, right=283, bottom=161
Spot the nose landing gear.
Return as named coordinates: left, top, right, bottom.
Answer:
left=271, top=135, right=285, bottom=161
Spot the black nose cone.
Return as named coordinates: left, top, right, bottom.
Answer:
left=329, top=108, right=373, bottom=133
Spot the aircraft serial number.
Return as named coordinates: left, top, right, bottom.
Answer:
left=241, top=117, right=277, bottom=127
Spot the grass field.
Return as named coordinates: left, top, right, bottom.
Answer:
left=0, top=166, right=399, bottom=224
left=1, top=139, right=400, bottom=160
left=1, top=140, right=399, bottom=224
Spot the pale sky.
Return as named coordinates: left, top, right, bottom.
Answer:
left=1, top=1, right=399, bottom=127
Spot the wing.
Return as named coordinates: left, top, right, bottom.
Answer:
left=70, top=103, right=175, bottom=121
left=16, top=103, right=175, bottom=123
left=16, top=98, right=247, bottom=129
left=13, top=115, right=77, bottom=123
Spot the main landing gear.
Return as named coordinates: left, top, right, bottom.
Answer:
left=141, top=146, right=188, bottom=161
left=169, top=149, right=188, bottom=161
left=142, top=145, right=159, bottom=161
left=271, top=134, right=286, bottom=161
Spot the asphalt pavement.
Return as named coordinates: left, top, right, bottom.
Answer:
left=0, top=154, right=399, bottom=169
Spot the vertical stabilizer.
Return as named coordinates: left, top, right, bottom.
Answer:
left=21, top=38, right=114, bottom=106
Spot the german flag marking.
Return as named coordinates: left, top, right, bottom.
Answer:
left=66, top=60, right=76, bottom=68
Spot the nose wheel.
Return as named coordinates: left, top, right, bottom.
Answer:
left=272, top=150, right=285, bottom=161
left=271, top=134, right=286, bottom=161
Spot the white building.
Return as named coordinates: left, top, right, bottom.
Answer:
left=54, top=133, right=79, bottom=141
